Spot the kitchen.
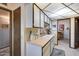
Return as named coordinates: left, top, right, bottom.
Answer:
left=24, top=3, right=56, bottom=56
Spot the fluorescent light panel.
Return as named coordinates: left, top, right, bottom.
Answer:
left=45, top=3, right=65, bottom=13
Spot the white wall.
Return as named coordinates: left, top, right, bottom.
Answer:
left=71, top=17, right=75, bottom=48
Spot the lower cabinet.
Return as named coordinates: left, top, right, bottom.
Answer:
left=43, top=42, right=51, bottom=56
left=50, top=37, right=55, bottom=54
left=27, top=37, right=55, bottom=56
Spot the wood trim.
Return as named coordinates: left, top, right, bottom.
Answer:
left=57, top=20, right=58, bottom=45
left=69, top=19, right=71, bottom=48
left=0, top=6, right=12, bottom=56
left=13, top=7, right=21, bottom=56
left=32, top=3, right=34, bottom=28
left=74, top=17, right=79, bottom=49
left=10, top=11, right=12, bottom=56
left=57, top=18, right=70, bottom=21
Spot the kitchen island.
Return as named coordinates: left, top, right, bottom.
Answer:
left=26, top=34, right=55, bottom=56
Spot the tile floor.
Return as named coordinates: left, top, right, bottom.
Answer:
left=55, top=39, right=79, bottom=56
left=0, top=39, right=79, bottom=56
left=0, top=47, right=10, bottom=56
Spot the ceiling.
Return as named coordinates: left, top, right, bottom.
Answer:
left=0, top=9, right=10, bottom=24
left=36, top=3, right=79, bottom=20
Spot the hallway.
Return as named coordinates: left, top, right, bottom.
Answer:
left=55, top=39, right=79, bottom=56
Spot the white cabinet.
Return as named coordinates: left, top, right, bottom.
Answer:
left=26, top=35, right=55, bottom=56
left=27, top=43, right=42, bottom=56
left=43, top=42, right=51, bottom=56
left=49, top=20, right=52, bottom=28
left=25, top=4, right=50, bottom=28
left=34, top=5, right=40, bottom=27
left=50, top=37, right=55, bottom=54
left=45, top=15, right=50, bottom=24
left=25, top=4, right=40, bottom=28
left=47, top=18, right=50, bottom=24
left=45, top=15, right=48, bottom=23
left=25, top=4, right=33, bottom=28
left=40, top=11, right=44, bottom=27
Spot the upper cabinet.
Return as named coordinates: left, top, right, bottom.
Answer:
left=34, top=4, right=40, bottom=27
left=45, top=15, right=50, bottom=24
left=25, top=4, right=33, bottom=28
left=25, top=3, right=51, bottom=28
left=40, top=11, right=44, bottom=27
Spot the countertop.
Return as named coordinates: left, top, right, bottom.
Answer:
left=30, top=34, right=55, bottom=47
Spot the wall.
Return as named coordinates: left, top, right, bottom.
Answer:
left=70, top=17, right=75, bottom=48
left=58, top=19, right=70, bottom=40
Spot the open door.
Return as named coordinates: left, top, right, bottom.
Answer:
left=14, top=7, right=21, bottom=56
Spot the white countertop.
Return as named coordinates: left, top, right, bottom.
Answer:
left=29, top=34, right=55, bottom=47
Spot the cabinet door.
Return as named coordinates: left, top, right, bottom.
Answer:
left=47, top=18, right=50, bottom=24
left=40, top=11, right=44, bottom=27
left=43, top=42, right=51, bottom=56
left=14, top=7, right=21, bottom=56
left=45, top=16, right=50, bottom=24
left=49, top=20, right=52, bottom=28
left=51, top=37, right=55, bottom=54
left=34, top=5, right=40, bottom=27
left=45, top=15, right=48, bottom=23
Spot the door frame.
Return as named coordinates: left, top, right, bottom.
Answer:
left=74, top=17, right=79, bottom=48
left=13, top=7, right=21, bottom=56
left=57, top=18, right=71, bottom=48
left=0, top=6, right=12, bottom=56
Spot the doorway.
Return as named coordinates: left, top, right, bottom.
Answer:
left=57, top=19, right=71, bottom=47
left=0, top=7, right=12, bottom=56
